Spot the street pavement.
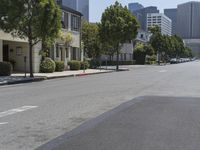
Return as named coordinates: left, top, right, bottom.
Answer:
left=0, top=61, right=200, bottom=150
left=38, top=96, right=200, bottom=150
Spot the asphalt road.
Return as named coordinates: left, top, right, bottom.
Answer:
left=38, top=96, right=200, bottom=150
left=0, top=61, right=200, bottom=150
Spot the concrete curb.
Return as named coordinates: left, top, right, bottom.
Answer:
left=0, top=69, right=128, bottom=86
left=46, top=70, right=115, bottom=79
left=0, top=77, right=46, bottom=86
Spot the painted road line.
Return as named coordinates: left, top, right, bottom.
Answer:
left=0, top=106, right=38, bottom=118
left=0, top=122, right=8, bottom=125
left=159, top=70, right=167, bottom=73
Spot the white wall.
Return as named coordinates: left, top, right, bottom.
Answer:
left=3, top=41, right=41, bottom=73
left=3, top=41, right=29, bottom=72
left=33, top=42, right=42, bottom=73
left=101, top=43, right=134, bottom=61
left=0, top=30, right=28, bottom=42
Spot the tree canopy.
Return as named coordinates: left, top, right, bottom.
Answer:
left=99, top=1, right=139, bottom=70
left=82, top=21, right=102, bottom=59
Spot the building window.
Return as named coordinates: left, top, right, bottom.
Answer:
left=61, top=12, right=69, bottom=29
left=61, top=12, right=65, bottom=28
left=124, top=54, right=126, bottom=61
left=56, top=45, right=59, bottom=57
left=66, top=48, right=68, bottom=58
left=130, top=54, right=132, bottom=60
left=120, top=54, right=123, bottom=61
left=71, top=15, right=80, bottom=31
left=64, top=12, right=68, bottom=29
left=60, top=47, right=63, bottom=58
left=71, top=47, right=77, bottom=60
left=56, top=0, right=62, bottom=5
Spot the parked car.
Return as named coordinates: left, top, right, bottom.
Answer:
left=191, top=57, right=196, bottom=61
left=170, top=58, right=177, bottom=64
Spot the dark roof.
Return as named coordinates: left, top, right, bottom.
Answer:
left=61, top=5, right=83, bottom=16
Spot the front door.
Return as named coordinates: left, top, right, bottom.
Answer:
left=3, top=45, right=9, bottom=61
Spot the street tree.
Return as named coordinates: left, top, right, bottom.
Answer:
left=134, top=43, right=154, bottom=64
left=149, top=28, right=164, bottom=64
left=99, top=1, right=139, bottom=70
left=0, top=0, right=61, bottom=77
left=82, top=21, right=102, bottom=59
left=148, top=25, right=161, bottom=34
left=173, top=35, right=185, bottom=58
left=182, top=47, right=193, bottom=58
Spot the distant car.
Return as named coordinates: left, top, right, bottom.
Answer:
left=177, top=59, right=182, bottom=63
left=170, top=58, right=177, bottom=64
left=180, top=58, right=184, bottom=63
left=191, top=57, right=196, bottom=61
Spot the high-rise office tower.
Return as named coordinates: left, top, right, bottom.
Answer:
left=59, top=0, right=89, bottom=21
left=177, top=1, right=200, bottom=39
left=131, top=6, right=159, bottom=31
left=176, top=1, right=200, bottom=57
left=147, top=13, right=172, bottom=36
left=164, top=8, right=177, bottom=35
left=128, top=3, right=144, bottom=13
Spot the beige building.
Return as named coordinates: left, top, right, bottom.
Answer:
left=0, top=6, right=83, bottom=73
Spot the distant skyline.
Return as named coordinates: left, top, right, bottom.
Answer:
left=90, top=0, right=196, bottom=22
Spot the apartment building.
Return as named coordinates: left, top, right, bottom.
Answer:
left=0, top=5, right=83, bottom=73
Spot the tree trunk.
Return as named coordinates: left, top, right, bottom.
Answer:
left=109, top=55, right=112, bottom=62
left=116, top=46, right=119, bottom=71
left=29, top=41, right=34, bottom=77
left=132, top=40, right=136, bottom=60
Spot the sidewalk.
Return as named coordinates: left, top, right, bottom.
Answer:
left=12, top=69, right=113, bottom=79
left=0, top=69, right=114, bottom=86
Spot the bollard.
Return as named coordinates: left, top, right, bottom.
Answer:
left=24, top=56, right=27, bottom=78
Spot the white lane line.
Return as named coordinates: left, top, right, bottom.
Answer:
left=159, top=70, right=167, bottom=73
left=0, top=122, right=8, bottom=125
left=0, top=106, right=38, bottom=118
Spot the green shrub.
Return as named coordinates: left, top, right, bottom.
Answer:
left=55, top=61, right=65, bottom=72
left=101, top=60, right=135, bottom=66
left=40, top=57, right=55, bottom=73
left=145, top=55, right=157, bottom=65
left=68, top=61, right=81, bottom=70
left=0, top=62, right=12, bottom=76
left=9, top=59, right=16, bottom=69
left=88, top=59, right=101, bottom=69
left=149, top=55, right=156, bottom=61
left=80, top=61, right=90, bottom=70
left=150, top=61, right=156, bottom=64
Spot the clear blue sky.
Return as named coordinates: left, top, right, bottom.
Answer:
left=90, top=0, right=192, bottom=22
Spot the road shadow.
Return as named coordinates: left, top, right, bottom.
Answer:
left=37, top=96, right=200, bottom=150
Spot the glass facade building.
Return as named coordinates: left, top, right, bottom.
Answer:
left=177, top=2, right=200, bottom=39
left=61, top=0, right=89, bottom=21
left=164, top=9, right=177, bottom=35
left=128, top=3, right=144, bottom=13
left=131, top=6, right=159, bottom=31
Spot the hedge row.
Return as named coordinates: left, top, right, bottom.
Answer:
left=40, top=58, right=56, bottom=73
left=55, top=61, right=65, bottom=72
left=40, top=58, right=65, bottom=73
left=101, top=60, right=136, bottom=66
left=0, top=62, right=13, bottom=76
left=40, top=58, right=90, bottom=73
left=68, top=61, right=89, bottom=70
